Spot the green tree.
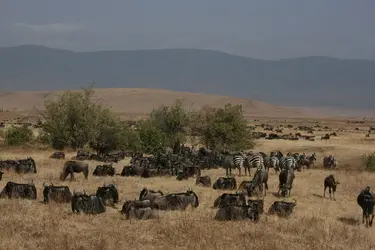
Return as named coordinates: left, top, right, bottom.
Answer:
left=192, top=103, right=254, bottom=151
left=150, top=99, right=190, bottom=153
left=4, top=125, right=34, bottom=146
left=40, top=87, right=128, bottom=151
left=137, top=119, right=166, bottom=154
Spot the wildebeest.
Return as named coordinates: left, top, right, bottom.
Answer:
left=139, top=188, right=164, bottom=203
left=357, top=186, right=375, bottom=227
left=324, top=175, right=340, bottom=200
left=176, top=170, right=188, bottom=181
left=1, top=157, right=37, bottom=174
left=247, top=199, right=264, bottom=221
left=268, top=200, right=297, bottom=217
left=121, top=200, right=154, bottom=220
left=212, top=177, right=237, bottom=190
left=151, top=189, right=199, bottom=210
left=0, top=181, right=37, bottom=199
left=278, top=169, right=295, bottom=197
left=93, top=164, right=116, bottom=177
left=246, top=168, right=268, bottom=197
left=96, top=184, right=119, bottom=206
left=49, top=151, right=65, bottom=159
left=323, top=155, right=337, bottom=169
left=71, top=191, right=106, bottom=214
left=43, top=183, right=72, bottom=203
left=214, top=205, right=250, bottom=221
left=60, top=161, right=89, bottom=181
left=195, top=175, right=211, bottom=187
left=213, top=191, right=246, bottom=208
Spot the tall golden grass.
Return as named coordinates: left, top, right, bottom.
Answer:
left=0, top=128, right=375, bottom=249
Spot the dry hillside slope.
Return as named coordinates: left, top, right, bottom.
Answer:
left=0, top=88, right=304, bottom=120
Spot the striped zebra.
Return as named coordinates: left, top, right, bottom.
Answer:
left=222, top=153, right=244, bottom=177
left=264, top=156, right=280, bottom=173
left=280, top=156, right=297, bottom=171
left=244, top=153, right=264, bottom=176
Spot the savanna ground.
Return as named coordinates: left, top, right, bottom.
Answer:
left=1, top=116, right=375, bottom=250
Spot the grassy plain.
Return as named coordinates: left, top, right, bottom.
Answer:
left=0, top=116, right=375, bottom=250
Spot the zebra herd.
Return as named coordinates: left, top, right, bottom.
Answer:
left=222, top=150, right=335, bottom=177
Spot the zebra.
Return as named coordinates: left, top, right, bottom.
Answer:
left=243, top=153, right=264, bottom=176
left=222, top=153, right=244, bottom=177
left=323, top=155, right=337, bottom=169
left=264, top=156, right=280, bottom=174
left=280, top=156, right=297, bottom=171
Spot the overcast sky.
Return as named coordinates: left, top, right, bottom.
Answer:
left=1, top=0, right=374, bottom=59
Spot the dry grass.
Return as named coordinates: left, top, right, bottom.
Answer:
left=0, top=124, right=375, bottom=250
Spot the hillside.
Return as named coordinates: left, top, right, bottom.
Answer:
left=1, top=45, right=375, bottom=110
left=0, top=88, right=304, bottom=120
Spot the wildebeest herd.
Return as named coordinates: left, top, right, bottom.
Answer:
left=0, top=146, right=373, bottom=227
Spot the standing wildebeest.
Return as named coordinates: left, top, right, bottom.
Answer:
left=60, top=161, right=89, bottom=181
left=71, top=191, right=106, bottom=214
left=246, top=168, right=269, bottom=197
left=213, top=191, right=246, bottom=208
left=139, top=188, right=164, bottom=203
left=357, top=186, right=375, bottom=227
left=0, top=181, right=37, bottom=199
left=323, top=175, right=340, bottom=200
left=96, top=184, right=119, bottom=206
left=151, top=189, right=199, bottom=210
left=323, top=155, right=337, bottom=169
left=196, top=175, right=211, bottom=187
left=93, top=164, right=116, bottom=177
left=49, top=151, right=65, bottom=159
left=43, top=183, right=72, bottom=203
left=121, top=200, right=154, bottom=220
left=278, top=169, right=295, bottom=197
left=212, top=177, right=237, bottom=190
left=268, top=200, right=297, bottom=217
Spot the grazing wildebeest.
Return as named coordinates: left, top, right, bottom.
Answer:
left=0, top=181, right=37, bottom=199
left=357, top=186, right=375, bottom=227
left=212, top=177, right=237, bottom=190
left=195, top=175, right=211, bottom=187
left=213, top=191, right=246, bottom=208
left=71, top=191, right=106, bottom=214
left=93, top=164, right=116, bottom=177
left=121, top=200, right=154, bottom=220
left=96, top=184, right=119, bottom=206
left=278, top=169, right=295, bottom=197
left=151, top=189, right=199, bottom=210
left=323, top=155, right=337, bottom=169
left=139, top=188, right=164, bottom=203
left=0, top=171, right=3, bottom=180
left=49, top=151, right=65, bottom=159
left=60, top=161, right=89, bottom=181
left=268, top=200, right=297, bottom=217
left=324, top=175, right=340, bottom=200
left=11, top=157, right=37, bottom=174
left=246, top=168, right=268, bottom=197
left=43, top=183, right=72, bottom=203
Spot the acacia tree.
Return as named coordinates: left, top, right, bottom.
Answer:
left=149, top=99, right=190, bottom=153
left=40, top=87, right=127, bottom=150
left=191, top=103, right=254, bottom=151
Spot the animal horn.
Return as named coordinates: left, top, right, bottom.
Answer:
left=292, top=199, right=297, bottom=204
left=83, top=189, right=86, bottom=195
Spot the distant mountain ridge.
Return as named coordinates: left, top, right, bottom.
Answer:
left=1, top=45, right=374, bottom=110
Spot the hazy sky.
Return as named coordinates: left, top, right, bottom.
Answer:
left=1, top=0, right=374, bottom=59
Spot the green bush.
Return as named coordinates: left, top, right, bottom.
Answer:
left=363, top=152, right=375, bottom=171
left=4, top=125, right=34, bottom=146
